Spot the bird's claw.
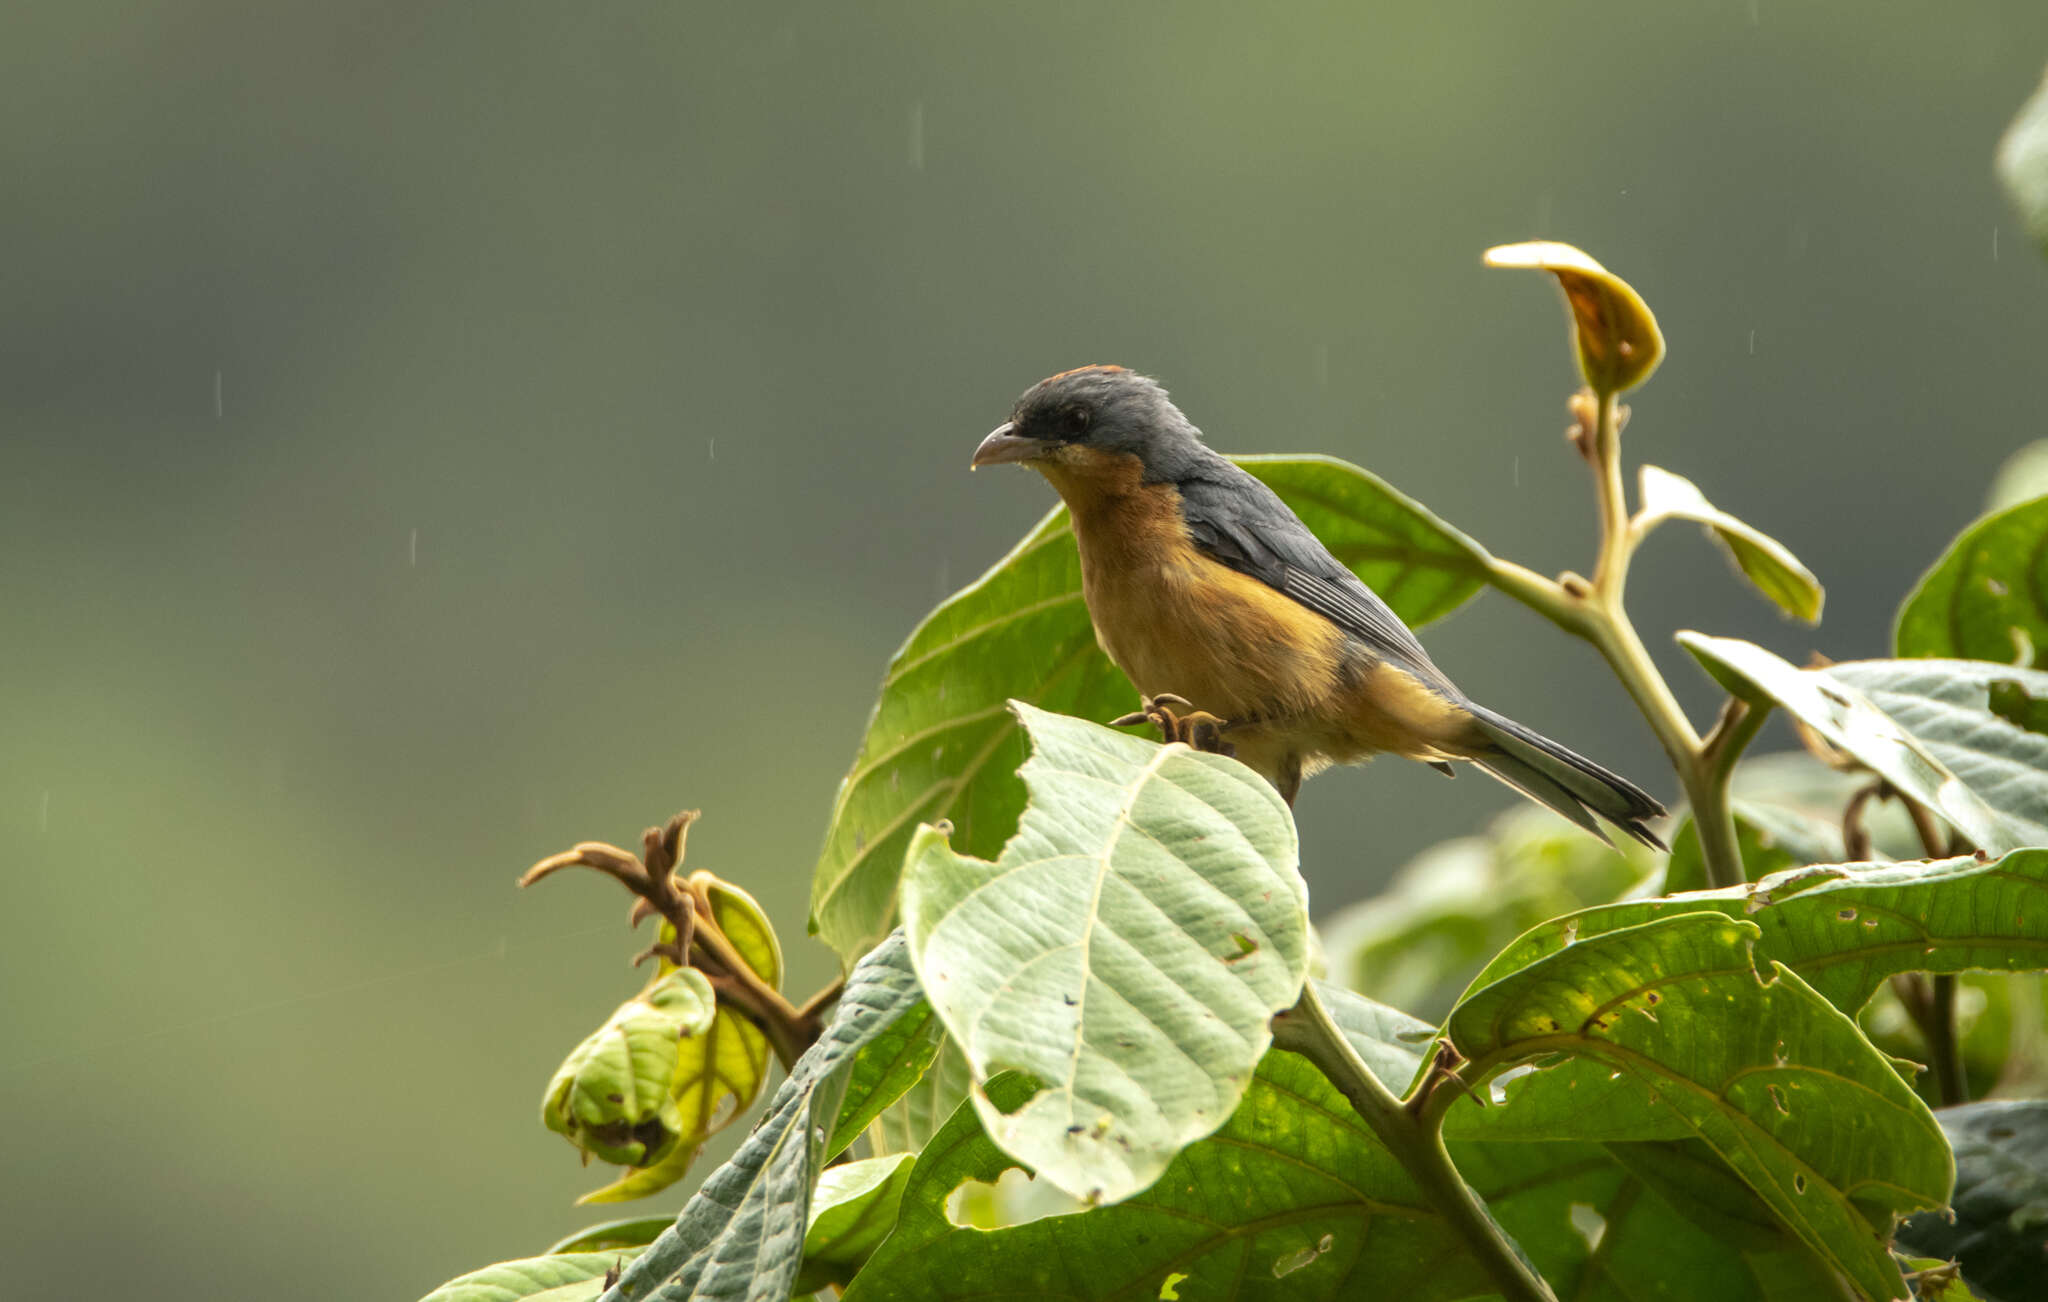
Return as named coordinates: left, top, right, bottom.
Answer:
left=1109, top=694, right=1236, bottom=757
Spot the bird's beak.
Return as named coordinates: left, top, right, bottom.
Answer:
left=971, top=422, right=1052, bottom=469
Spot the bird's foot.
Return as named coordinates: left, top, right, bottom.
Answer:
left=1109, top=693, right=1236, bottom=757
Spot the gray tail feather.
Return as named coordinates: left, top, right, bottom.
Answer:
left=1465, top=704, right=1668, bottom=850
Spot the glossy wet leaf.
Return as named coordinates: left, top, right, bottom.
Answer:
left=608, top=933, right=924, bottom=1302
left=1825, top=660, right=2048, bottom=849
left=841, top=1062, right=1497, bottom=1302
left=1896, top=495, right=2048, bottom=668
left=794, top=1154, right=916, bottom=1294
left=419, top=1252, right=634, bottom=1302
left=1997, top=63, right=2048, bottom=256
left=1636, top=465, right=1822, bottom=623
left=809, top=456, right=1494, bottom=964
left=1455, top=1140, right=1845, bottom=1302
left=900, top=704, right=1309, bottom=1205
left=1483, top=241, right=1664, bottom=394
left=1676, top=633, right=2018, bottom=854
left=543, top=967, right=718, bottom=1169
left=1446, top=912, right=1950, bottom=1301
left=1896, top=1100, right=2048, bottom=1302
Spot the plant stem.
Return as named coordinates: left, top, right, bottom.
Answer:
left=1275, top=985, right=1558, bottom=1302
left=1925, top=975, right=1966, bottom=1106
left=1489, top=390, right=1750, bottom=889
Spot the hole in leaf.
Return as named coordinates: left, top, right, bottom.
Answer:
left=982, top=1072, right=1043, bottom=1116
left=1567, top=1203, right=1607, bottom=1253
left=943, top=1167, right=1049, bottom=1229
left=1271, top=1234, right=1334, bottom=1278
left=1225, top=933, right=1258, bottom=962
left=1489, top=1063, right=1537, bottom=1105
left=1158, top=1272, right=1190, bottom=1300
left=1793, top=1173, right=1807, bottom=1195
left=1836, top=908, right=1857, bottom=921
left=1767, top=1084, right=1789, bottom=1115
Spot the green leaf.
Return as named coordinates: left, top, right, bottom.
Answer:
left=1313, top=980, right=1434, bottom=1094
left=542, top=968, right=718, bottom=1169
left=610, top=933, right=924, bottom=1302
left=419, top=1253, right=634, bottom=1302
left=809, top=456, right=1493, bottom=965
left=1484, top=241, right=1665, bottom=394
left=1468, top=848, right=2048, bottom=1018
left=794, top=1154, right=917, bottom=1293
left=1446, top=912, right=1950, bottom=1302
left=869, top=1034, right=972, bottom=1157
left=1454, top=1140, right=1846, bottom=1302
left=1997, top=63, right=2048, bottom=257
left=827, top=997, right=942, bottom=1157
left=1635, top=466, right=1823, bottom=623
left=900, top=703, right=1309, bottom=1205
left=583, top=881, right=786, bottom=1203
left=1897, top=1101, right=2048, bottom=1302
left=1676, top=633, right=2019, bottom=853
left=1318, top=805, right=1653, bottom=1019
left=1896, top=495, right=2048, bottom=668
left=1824, top=660, right=2048, bottom=850
left=545, top=1219, right=672, bottom=1255
left=841, top=1062, right=1497, bottom=1302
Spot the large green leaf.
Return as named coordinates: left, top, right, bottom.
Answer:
left=900, top=704, right=1309, bottom=1205
left=841, top=1062, right=1497, bottom=1302
left=1825, top=660, right=2048, bottom=849
left=1896, top=495, right=2048, bottom=668
left=1446, top=912, right=1950, bottom=1301
left=1636, top=465, right=1823, bottom=623
left=1465, top=849, right=2048, bottom=1018
left=420, top=1253, right=637, bottom=1302
left=1455, top=1140, right=1847, bottom=1302
left=794, top=1154, right=917, bottom=1294
left=868, top=1033, right=972, bottom=1157
left=604, top=933, right=924, bottom=1302
left=827, top=998, right=942, bottom=1157
left=1676, top=633, right=2019, bottom=854
left=809, top=456, right=1493, bottom=964
left=1318, top=805, right=1653, bottom=1020
left=1997, top=63, right=2048, bottom=257
left=1897, top=1101, right=2048, bottom=1302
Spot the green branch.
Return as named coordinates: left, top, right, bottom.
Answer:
left=1274, top=985, right=1558, bottom=1302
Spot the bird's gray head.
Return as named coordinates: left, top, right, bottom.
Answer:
left=971, top=366, right=1211, bottom=483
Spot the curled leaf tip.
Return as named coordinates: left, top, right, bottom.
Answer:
left=1485, top=240, right=1665, bottom=395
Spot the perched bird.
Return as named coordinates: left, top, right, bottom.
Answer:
left=971, top=365, right=1666, bottom=848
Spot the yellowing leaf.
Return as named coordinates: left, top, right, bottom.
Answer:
left=1484, top=240, right=1665, bottom=394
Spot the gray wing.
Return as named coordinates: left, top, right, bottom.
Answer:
left=1174, top=463, right=1457, bottom=693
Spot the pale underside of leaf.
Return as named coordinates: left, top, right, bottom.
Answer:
left=1676, top=633, right=2018, bottom=854
left=902, top=705, right=1308, bottom=1205
left=1637, top=465, right=1822, bottom=623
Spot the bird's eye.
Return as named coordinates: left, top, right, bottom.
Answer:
left=1060, top=407, right=1091, bottom=440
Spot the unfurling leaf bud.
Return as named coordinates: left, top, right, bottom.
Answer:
left=1484, top=241, right=1665, bottom=396
left=541, top=966, right=717, bottom=1168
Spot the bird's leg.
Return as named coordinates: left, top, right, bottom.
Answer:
left=1109, top=693, right=1236, bottom=757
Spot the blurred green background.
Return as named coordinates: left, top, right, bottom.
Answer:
left=4, top=3, right=2045, bottom=1297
